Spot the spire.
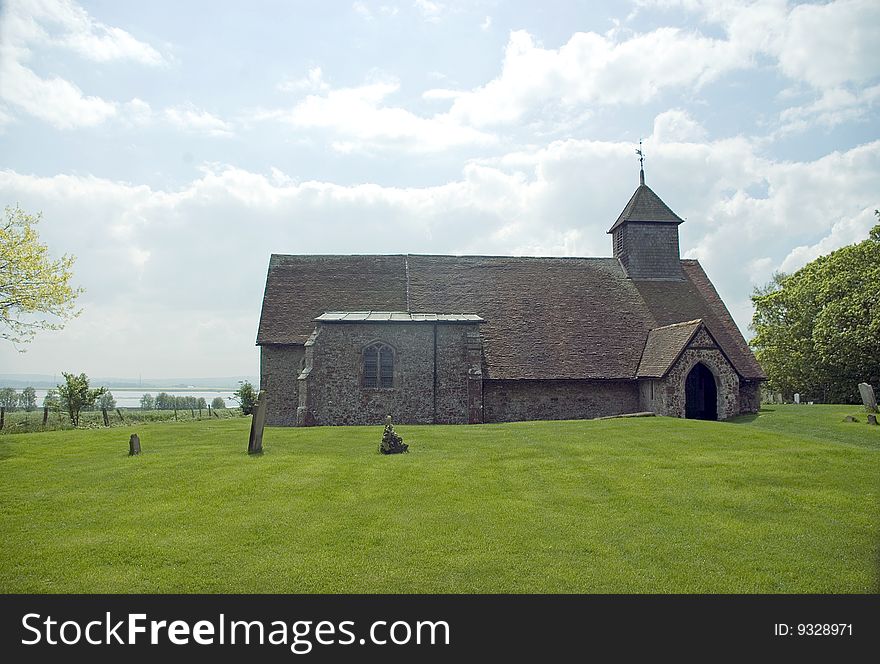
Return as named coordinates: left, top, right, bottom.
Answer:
left=636, top=139, right=645, bottom=185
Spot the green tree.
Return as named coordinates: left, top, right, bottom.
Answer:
left=140, top=393, right=155, bottom=410
left=751, top=217, right=880, bottom=402
left=0, top=387, right=18, bottom=411
left=196, top=397, right=207, bottom=409
left=98, top=391, right=116, bottom=410
left=57, top=372, right=105, bottom=426
left=43, top=389, right=59, bottom=410
left=0, top=204, right=83, bottom=345
left=19, top=386, right=37, bottom=411
left=232, top=380, right=257, bottom=415
left=211, top=396, right=226, bottom=409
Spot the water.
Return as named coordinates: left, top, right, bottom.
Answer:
left=31, top=388, right=238, bottom=409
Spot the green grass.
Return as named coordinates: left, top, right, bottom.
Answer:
left=0, top=405, right=877, bottom=593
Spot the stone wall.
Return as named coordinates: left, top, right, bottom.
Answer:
left=296, top=321, right=481, bottom=426
left=613, top=222, right=682, bottom=280
left=260, top=344, right=304, bottom=426
left=483, top=379, right=640, bottom=422
left=738, top=380, right=761, bottom=414
left=661, top=348, right=740, bottom=419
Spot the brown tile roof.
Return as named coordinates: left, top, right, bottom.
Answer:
left=637, top=320, right=702, bottom=378
left=607, top=184, right=684, bottom=233
left=257, top=254, right=766, bottom=380
left=257, top=255, right=407, bottom=344
left=632, top=260, right=766, bottom=379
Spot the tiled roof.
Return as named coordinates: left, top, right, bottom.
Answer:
left=257, top=254, right=766, bottom=381
left=607, top=184, right=684, bottom=233
left=637, top=320, right=702, bottom=378
left=315, top=311, right=484, bottom=322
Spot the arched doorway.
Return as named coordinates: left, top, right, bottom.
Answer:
left=685, top=363, right=717, bottom=420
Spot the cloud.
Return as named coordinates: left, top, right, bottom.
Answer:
left=0, top=47, right=118, bottom=128
left=254, top=77, right=495, bottom=152
left=652, top=109, right=708, bottom=143
left=1, top=125, right=876, bottom=375
left=436, top=27, right=747, bottom=127
left=277, top=66, right=331, bottom=94
left=414, top=0, right=444, bottom=22
left=0, top=0, right=165, bottom=128
left=163, top=103, right=234, bottom=137
left=481, top=16, right=492, bottom=31
left=778, top=85, right=880, bottom=135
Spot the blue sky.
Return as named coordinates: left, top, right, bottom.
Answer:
left=1, top=0, right=878, bottom=378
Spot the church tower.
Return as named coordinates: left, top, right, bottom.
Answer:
left=608, top=150, right=684, bottom=280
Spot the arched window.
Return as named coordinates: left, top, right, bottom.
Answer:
left=363, top=343, right=394, bottom=388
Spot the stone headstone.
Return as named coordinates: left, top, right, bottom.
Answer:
left=129, top=433, right=141, bottom=456
left=794, top=393, right=800, bottom=404
left=868, top=414, right=878, bottom=426
left=843, top=415, right=858, bottom=422
left=248, top=391, right=267, bottom=455
left=858, top=383, right=878, bottom=413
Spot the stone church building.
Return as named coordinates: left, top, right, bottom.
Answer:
left=257, top=174, right=765, bottom=426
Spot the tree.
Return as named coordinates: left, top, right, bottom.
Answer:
left=196, top=397, right=207, bottom=409
left=43, top=389, right=59, bottom=410
left=19, top=386, right=37, bottom=412
left=232, top=380, right=257, bottom=415
left=98, top=391, right=116, bottom=410
left=750, top=217, right=880, bottom=402
left=0, top=387, right=18, bottom=411
left=140, top=393, right=155, bottom=410
left=211, top=396, right=226, bottom=409
left=0, top=204, right=83, bottom=345
left=57, top=372, right=104, bottom=426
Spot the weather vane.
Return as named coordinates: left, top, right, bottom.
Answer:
left=636, top=139, right=645, bottom=185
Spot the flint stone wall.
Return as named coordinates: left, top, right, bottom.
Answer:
left=297, top=321, right=480, bottom=426
left=483, top=379, right=640, bottom=422
left=261, top=344, right=304, bottom=426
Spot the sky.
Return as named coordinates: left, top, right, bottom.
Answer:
left=0, top=0, right=878, bottom=379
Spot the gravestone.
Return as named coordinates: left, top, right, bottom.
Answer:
left=857, top=383, right=878, bottom=413
left=794, top=393, right=800, bottom=404
left=843, top=415, right=858, bottom=423
left=248, top=391, right=267, bottom=455
left=129, top=434, right=141, bottom=456
left=868, top=414, right=878, bottom=426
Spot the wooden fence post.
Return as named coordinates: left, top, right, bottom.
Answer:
left=0, top=406, right=4, bottom=430
left=102, top=408, right=110, bottom=427
left=116, top=408, right=125, bottom=422
left=43, top=406, right=49, bottom=426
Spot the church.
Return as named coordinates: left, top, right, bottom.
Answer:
left=256, top=170, right=765, bottom=427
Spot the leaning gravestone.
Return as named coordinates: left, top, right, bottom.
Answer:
left=247, top=391, right=267, bottom=455
left=129, top=434, right=141, bottom=456
left=858, top=383, right=878, bottom=413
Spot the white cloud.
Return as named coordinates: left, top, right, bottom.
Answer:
left=481, top=16, right=492, bottom=31
left=414, top=0, right=444, bottom=22
left=163, top=103, right=234, bottom=137
left=255, top=77, right=495, bottom=152
left=4, top=0, right=165, bottom=65
left=1, top=127, right=875, bottom=373
left=652, top=109, right=708, bottom=143
left=778, top=85, right=880, bottom=135
left=0, top=46, right=118, bottom=128
left=438, top=28, right=747, bottom=127
left=277, top=66, right=331, bottom=94
left=0, top=0, right=165, bottom=128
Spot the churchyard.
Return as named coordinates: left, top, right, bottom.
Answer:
left=0, top=405, right=876, bottom=594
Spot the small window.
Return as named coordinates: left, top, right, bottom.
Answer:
left=363, top=343, right=394, bottom=388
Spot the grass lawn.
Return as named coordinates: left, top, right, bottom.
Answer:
left=0, top=405, right=877, bottom=593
